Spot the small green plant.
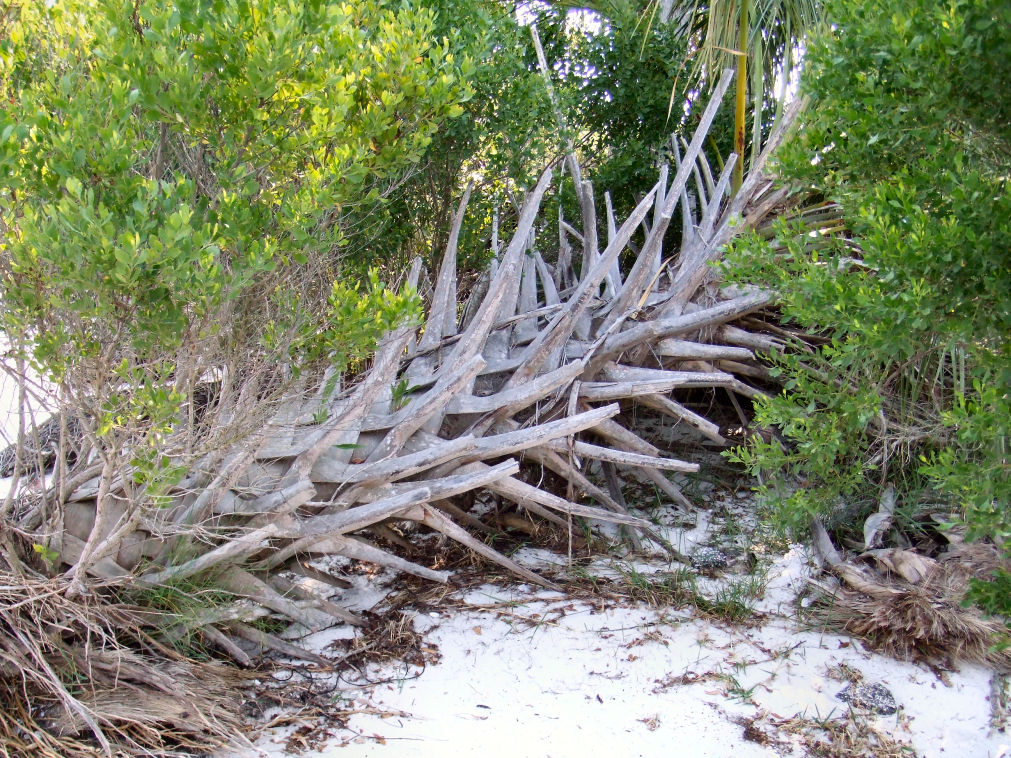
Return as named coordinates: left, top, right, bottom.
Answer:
left=123, top=572, right=235, bottom=658
left=569, top=562, right=605, bottom=592
left=722, top=673, right=759, bottom=704
left=716, top=506, right=745, bottom=541
left=617, top=561, right=763, bottom=624
left=706, top=577, right=763, bottom=624
left=966, top=569, right=1011, bottom=630
left=618, top=563, right=698, bottom=608
left=579, top=519, right=603, bottom=551
left=390, top=376, right=421, bottom=412
left=248, top=614, right=289, bottom=637
left=31, top=542, right=60, bottom=567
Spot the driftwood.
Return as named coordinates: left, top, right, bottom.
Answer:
left=10, top=74, right=802, bottom=663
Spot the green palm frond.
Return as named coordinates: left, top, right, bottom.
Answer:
left=668, top=0, right=820, bottom=85
left=542, top=0, right=824, bottom=183
left=659, top=0, right=822, bottom=188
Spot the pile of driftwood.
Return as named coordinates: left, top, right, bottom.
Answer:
left=8, top=73, right=800, bottom=665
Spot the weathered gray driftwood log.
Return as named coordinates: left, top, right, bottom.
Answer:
left=20, top=73, right=802, bottom=662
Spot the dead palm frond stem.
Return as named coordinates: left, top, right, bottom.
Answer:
left=5, top=77, right=804, bottom=671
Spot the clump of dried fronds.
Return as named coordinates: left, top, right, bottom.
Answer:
left=813, top=571, right=1011, bottom=670
left=0, top=569, right=249, bottom=758
left=810, top=522, right=1011, bottom=669
left=775, top=711, right=912, bottom=758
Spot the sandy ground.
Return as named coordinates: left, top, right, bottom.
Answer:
left=218, top=527, right=1011, bottom=758
left=1, top=360, right=1004, bottom=757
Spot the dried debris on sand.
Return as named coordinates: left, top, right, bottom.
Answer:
left=220, top=494, right=1010, bottom=758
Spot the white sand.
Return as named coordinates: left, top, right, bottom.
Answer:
left=223, top=545, right=1010, bottom=758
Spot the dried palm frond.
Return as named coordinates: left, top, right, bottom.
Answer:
left=817, top=584, right=1011, bottom=669
left=0, top=569, right=249, bottom=758
left=810, top=521, right=1011, bottom=669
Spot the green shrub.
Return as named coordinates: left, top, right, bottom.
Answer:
left=0, top=0, right=467, bottom=498
left=723, top=0, right=1010, bottom=597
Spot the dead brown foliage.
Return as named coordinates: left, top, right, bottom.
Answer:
left=811, top=542, right=1011, bottom=670
left=0, top=568, right=248, bottom=757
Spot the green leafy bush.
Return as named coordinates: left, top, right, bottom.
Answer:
left=560, top=8, right=692, bottom=216
left=0, top=0, right=466, bottom=497
left=342, top=0, right=558, bottom=273
left=723, top=0, right=1010, bottom=581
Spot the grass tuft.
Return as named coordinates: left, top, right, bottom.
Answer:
left=616, top=563, right=766, bottom=624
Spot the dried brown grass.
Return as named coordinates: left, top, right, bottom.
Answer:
left=811, top=545, right=1011, bottom=670
left=772, top=712, right=913, bottom=758
left=0, top=568, right=249, bottom=757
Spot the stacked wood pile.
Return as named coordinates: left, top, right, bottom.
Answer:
left=14, top=73, right=801, bottom=663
